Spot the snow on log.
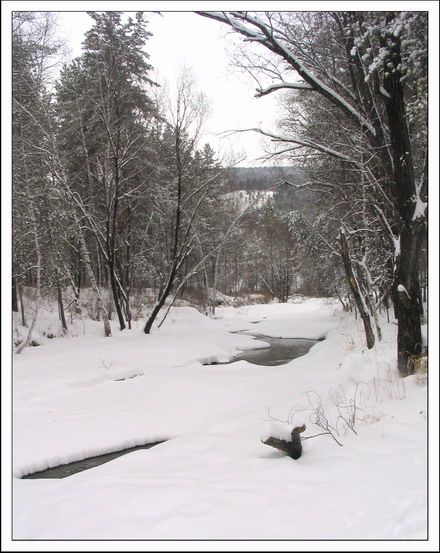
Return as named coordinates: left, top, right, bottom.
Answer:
left=262, top=424, right=306, bottom=460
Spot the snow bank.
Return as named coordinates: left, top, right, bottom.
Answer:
left=9, top=299, right=431, bottom=543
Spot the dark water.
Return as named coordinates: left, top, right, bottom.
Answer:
left=22, top=337, right=320, bottom=479
left=21, top=441, right=164, bottom=479
left=231, top=335, right=320, bottom=366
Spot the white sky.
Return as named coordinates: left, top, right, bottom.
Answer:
left=4, top=1, right=439, bottom=168
left=1, top=1, right=438, bottom=276
left=53, top=8, right=284, bottom=167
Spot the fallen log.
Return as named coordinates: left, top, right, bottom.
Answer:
left=262, top=424, right=306, bottom=459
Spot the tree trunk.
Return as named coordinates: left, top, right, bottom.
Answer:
left=12, top=277, right=19, bottom=312
left=57, top=277, right=68, bottom=332
left=108, top=261, right=126, bottom=331
left=18, top=283, right=26, bottom=327
left=393, top=227, right=424, bottom=375
left=77, top=225, right=111, bottom=337
left=382, top=23, right=425, bottom=375
left=211, top=255, right=220, bottom=316
left=338, top=230, right=375, bottom=349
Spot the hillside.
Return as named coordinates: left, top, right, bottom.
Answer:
left=222, top=165, right=319, bottom=214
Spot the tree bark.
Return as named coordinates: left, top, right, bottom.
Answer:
left=77, top=225, right=112, bottom=337
left=108, top=261, right=126, bottom=331
left=338, top=230, right=375, bottom=349
left=57, top=277, right=68, bottom=332
left=382, top=22, right=425, bottom=375
left=393, top=228, right=424, bottom=375
left=12, top=277, right=19, bottom=312
left=18, top=283, right=26, bottom=327
left=15, top=193, right=42, bottom=354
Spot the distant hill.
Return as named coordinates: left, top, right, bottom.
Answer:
left=222, top=166, right=306, bottom=193
left=221, top=166, right=315, bottom=214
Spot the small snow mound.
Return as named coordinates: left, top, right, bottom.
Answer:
left=261, top=412, right=308, bottom=443
left=261, top=421, right=294, bottom=443
left=159, top=306, right=216, bottom=329
left=104, top=367, right=144, bottom=381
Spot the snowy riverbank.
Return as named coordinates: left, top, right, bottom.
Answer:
left=9, top=299, right=432, bottom=543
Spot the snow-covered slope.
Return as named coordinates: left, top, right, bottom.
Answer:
left=8, top=300, right=432, bottom=543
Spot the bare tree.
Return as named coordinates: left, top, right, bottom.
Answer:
left=197, top=11, right=427, bottom=375
left=143, top=72, right=221, bottom=333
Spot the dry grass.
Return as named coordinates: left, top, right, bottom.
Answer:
left=409, top=353, right=428, bottom=386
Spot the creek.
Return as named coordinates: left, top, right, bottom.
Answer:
left=232, top=335, right=320, bottom=366
left=22, top=335, right=320, bottom=479
left=21, top=442, right=164, bottom=479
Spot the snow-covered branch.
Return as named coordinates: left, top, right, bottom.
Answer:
left=197, top=11, right=377, bottom=137
left=223, top=127, right=358, bottom=165
left=255, top=81, right=313, bottom=97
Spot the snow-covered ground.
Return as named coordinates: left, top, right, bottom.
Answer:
left=5, top=299, right=437, bottom=548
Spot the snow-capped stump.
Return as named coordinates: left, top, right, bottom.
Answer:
left=262, top=424, right=306, bottom=460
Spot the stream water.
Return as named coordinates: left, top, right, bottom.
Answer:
left=231, top=335, right=320, bottom=366
left=21, top=335, right=320, bottom=479
left=21, top=442, right=164, bottom=479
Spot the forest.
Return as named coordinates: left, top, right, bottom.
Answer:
left=10, top=10, right=433, bottom=544
left=12, top=11, right=428, bottom=376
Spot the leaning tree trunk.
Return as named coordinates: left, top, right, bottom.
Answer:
left=56, top=275, right=68, bottom=333
left=338, top=229, right=375, bottom=349
left=143, top=261, right=179, bottom=334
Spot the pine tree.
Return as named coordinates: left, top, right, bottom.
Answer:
left=56, top=11, right=158, bottom=330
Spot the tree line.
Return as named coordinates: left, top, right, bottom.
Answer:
left=12, top=12, right=307, bottom=347
left=198, top=11, right=428, bottom=376
left=13, top=12, right=232, bottom=343
left=12, top=11, right=428, bottom=377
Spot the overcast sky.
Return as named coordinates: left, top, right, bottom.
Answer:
left=51, top=9, right=282, bottom=167
left=4, top=1, right=439, bottom=169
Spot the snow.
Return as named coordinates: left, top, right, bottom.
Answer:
left=379, top=85, right=392, bottom=98
left=397, top=284, right=411, bottom=300
left=223, top=189, right=274, bottom=212
left=412, top=196, right=428, bottom=221
left=256, top=81, right=314, bottom=97
left=7, top=298, right=435, bottom=546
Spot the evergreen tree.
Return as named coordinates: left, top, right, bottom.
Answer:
left=56, top=11, right=158, bottom=330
